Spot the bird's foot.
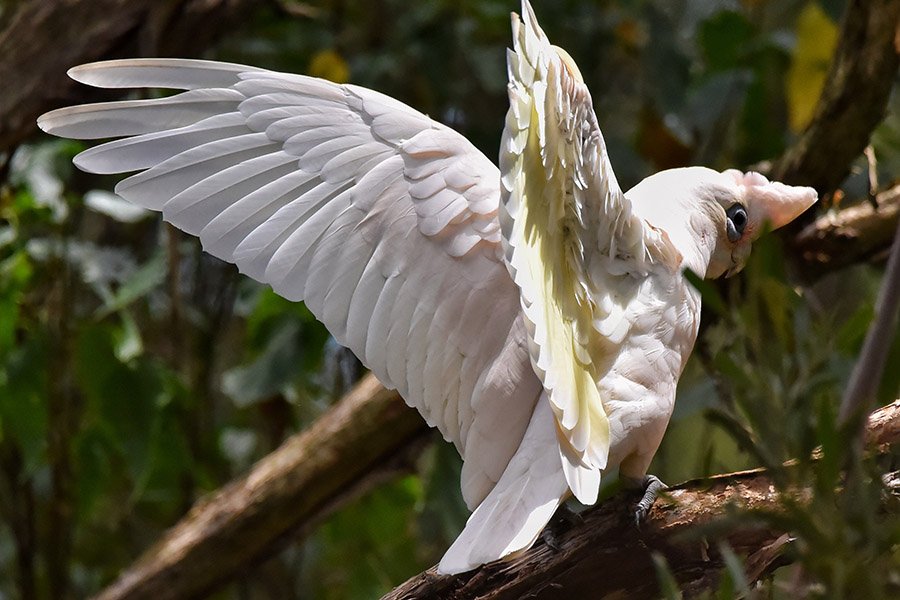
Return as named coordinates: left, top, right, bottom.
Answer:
left=629, top=474, right=667, bottom=526
left=540, top=525, right=562, bottom=551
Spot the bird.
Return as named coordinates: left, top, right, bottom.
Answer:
left=37, top=0, right=817, bottom=575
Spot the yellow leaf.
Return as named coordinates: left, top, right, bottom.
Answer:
left=308, top=49, right=349, bottom=84
left=786, top=2, right=838, bottom=132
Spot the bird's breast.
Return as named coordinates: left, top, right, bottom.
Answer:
left=595, top=271, right=701, bottom=460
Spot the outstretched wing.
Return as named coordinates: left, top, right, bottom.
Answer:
left=38, top=58, right=543, bottom=509
left=500, top=1, right=680, bottom=502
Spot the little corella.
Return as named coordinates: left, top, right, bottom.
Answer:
left=38, top=0, right=817, bottom=574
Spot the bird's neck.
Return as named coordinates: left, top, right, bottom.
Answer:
left=638, top=200, right=718, bottom=279
left=666, top=213, right=717, bottom=278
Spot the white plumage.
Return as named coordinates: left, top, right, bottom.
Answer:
left=38, top=0, right=817, bottom=575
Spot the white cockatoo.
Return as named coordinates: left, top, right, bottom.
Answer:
left=38, top=0, right=816, bottom=575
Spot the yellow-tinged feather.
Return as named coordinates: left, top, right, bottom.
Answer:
left=513, top=103, right=610, bottom=466
left=551, top=46, right=584, bottom=83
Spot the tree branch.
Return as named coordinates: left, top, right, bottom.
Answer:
left=792, top=184, right=900, bottom=279
left=384, top=402, right=900, bottom=600
left=93, top=375, right=429, bottom=600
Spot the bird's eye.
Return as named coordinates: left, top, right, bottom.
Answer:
left=725, top=204, right=748, bottom=243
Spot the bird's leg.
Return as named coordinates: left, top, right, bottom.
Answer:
left=624, top=474, right=667, bottom=526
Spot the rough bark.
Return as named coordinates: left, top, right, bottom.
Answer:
left=769, top=0, right=900, bottom=194
left=0, top=0, right=264, bottom=155
left=94, top=375, right=429, bottom=600
left=793, top=184, right=900, bottom=279
left=384, top=402, right=900, bottom=600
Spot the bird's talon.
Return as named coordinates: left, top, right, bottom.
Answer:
left=634, top=507, right=646, bottom=527
left=633, top=474, right=667, bottom=526
left=540, top=526, right=561, bottom=552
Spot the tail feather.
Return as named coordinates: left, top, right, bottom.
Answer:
left=438, top=396, right=573, bottom=574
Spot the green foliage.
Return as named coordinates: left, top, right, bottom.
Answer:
left=674, top=239, right=900, bottom=598
left=224, top=289, right=328, bottom=410
left=303, top=477, right=429, bottom=599
left=0, top=1, right=897, bottom=599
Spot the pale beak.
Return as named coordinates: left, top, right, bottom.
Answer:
left=756, top=179, right=818, bottom=230
left=725, top=170, right=818, bottom=231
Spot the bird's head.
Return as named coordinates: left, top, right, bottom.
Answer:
left=627, top=166, right=818, bottom=279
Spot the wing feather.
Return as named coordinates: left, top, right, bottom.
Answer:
left=500, top=2, right=680, bottom=502
left=38, top=56, right=548, bottom=528
left=68, top=58, right=250, bottom=90
left=165, top=152, right=299, bottom=230
left=37, top=89, right=244, bottom=139
left=73, top=113, right=251, bottom=174
left=200, top=170, right=319, bottom=256
left=117, top=134, right=280, bottom=210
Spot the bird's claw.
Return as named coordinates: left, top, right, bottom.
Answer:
left=540, top=526, right=562, bottom=552
left=634, top=474, right=667, bottom=527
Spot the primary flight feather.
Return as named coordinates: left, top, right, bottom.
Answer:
left=38, top=0, right=817, bottom=575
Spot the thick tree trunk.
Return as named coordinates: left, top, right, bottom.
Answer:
left=0, top=0, right=264, bottom=155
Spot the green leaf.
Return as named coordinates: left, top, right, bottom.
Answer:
left=95, top=252, right=166, bottom=319
left=0, top=333, right=49, bottom=473
left=836, top=303, right=873, bottom=355
left=877, top=330, right=900, bottom=403
left=113, top=311, right=144, bottom=362
left=815, top=395, right=841, bottom=492
left=699, top=10, right=754, bottom=72
left=134, top=400, right=194, bottom=509
left=419, top=441, right=468, bottom=547
left=305, top=476, right=428, bottom=599
left=222, top=320, right=304, bottom=407
left=683, top=268, right=726, bottom=316
left=73, top=426, right=118, bottom=519
left=242, top=287, right=324, bottom=347
left=651, top=552, right=683, bottom=600
left=716, top=542, right=751, bottom=599
left=75, top=323, right=160, bottom=483
left=0, top=251, right=33, bottom=355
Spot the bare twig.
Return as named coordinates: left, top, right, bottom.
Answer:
left=864, top=146, right=879, bottom=209
left=274, top=0, right=322, bottom=19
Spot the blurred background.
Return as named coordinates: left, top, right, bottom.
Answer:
left=0, top=0, right=898, bottom=598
